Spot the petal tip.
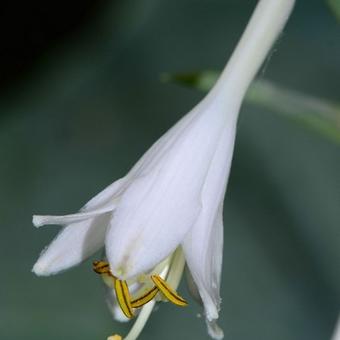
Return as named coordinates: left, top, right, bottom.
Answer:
left=32, top=260, right=50, bottom=276
left=32, top=215, right=45, bottom=228
left=206, top=319, right=224, bottom=340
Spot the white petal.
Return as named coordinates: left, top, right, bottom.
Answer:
left=33, top=176, right=128, bottom=275
left=125, top=100, right=199, bottom=177
left=106, top=100, right=229, bottom=279
left=185, top=266, right=203, bottom=305
left=33, top=206, right=115, bottom=228
left=183, top=119, right=236, bottom=324
left=206, top=319, right=224, bottom=340
left=82, top=177, right=128, bottom=211
left=183, top=205, right=224, bottom=320
left=33, top=212, right=112, bottom=276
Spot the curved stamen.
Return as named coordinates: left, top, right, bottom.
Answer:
left=151, top=275, right=188, bottom=307
left=118, top=263, right=171, bottom=340
left=93, top=247, right=187, bottom=339
left=114, top=279, right=134, bottom=319
left=131, top=286, right=159, bottom=308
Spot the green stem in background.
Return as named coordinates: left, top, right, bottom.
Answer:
left=161, top=71, right=340, bottom=145
left=327, top=0, right=340, bottom=22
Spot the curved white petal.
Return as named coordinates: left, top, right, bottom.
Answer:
left=183, top=117, right=236, bottom=324
left=183, top=205, right=224, bottom=320
left=106, top=98, right=230, bottom=279
left=82, top=177, right=128, bottom=211
left=126, top=106, right=198, bottom=176
left=33, top=206, right=115, bottom=228
left=33, top=212, right=112, bottom=276
left=33, top=176, right=128, bottom=275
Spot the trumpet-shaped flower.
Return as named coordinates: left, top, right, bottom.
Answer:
left=32, top=1, right=295, bottom=339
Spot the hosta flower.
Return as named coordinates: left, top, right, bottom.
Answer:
left=32, top=0, right=295, bottom=339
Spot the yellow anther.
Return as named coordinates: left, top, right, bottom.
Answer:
left=93, top=260, right=110, bottom=275
left=114, top=279, right=134, bottom=319
left=151, top=275, right=188, bottom=307
left=93, top=260, right=116, bottom=289
left=107, top=335, right=122, bottom=340
left=131, top=286, right=159, bottom=308
left=93, top=261, right=187, bottom=321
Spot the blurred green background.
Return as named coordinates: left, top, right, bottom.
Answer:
left=0, top=0, right=339, bottom=339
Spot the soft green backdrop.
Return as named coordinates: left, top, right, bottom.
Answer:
left=1, top=1, right=339, bottom=339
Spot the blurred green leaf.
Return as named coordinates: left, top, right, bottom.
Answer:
left=327, top=0, right=340, bottom=21
left=162, top=71, right=340, bottom=144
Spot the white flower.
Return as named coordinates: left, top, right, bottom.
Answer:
left=32, top=1, right=295, bottom=339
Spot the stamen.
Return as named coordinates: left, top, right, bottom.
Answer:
left=101, top=273, right=116, bottom=289
left=93, top=260, right=110, bottom=275
left=114, top=279, right=134, bottom=319
left=151, top=275, right=188, bottom=307
left=121, top=263, right=171, bottom=340
left=93, top=260, right=116, bottom=288
left=93, top=248, right=187, bottom=340
left=106, top=254, right=183, bottom=340
left=131, top=286, right=159, bottom=308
